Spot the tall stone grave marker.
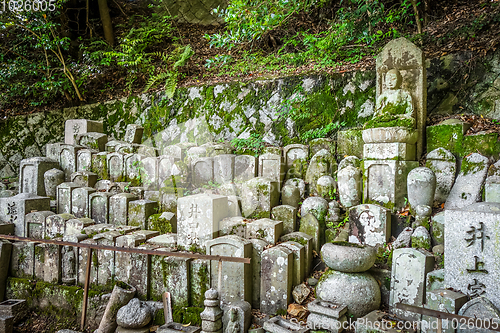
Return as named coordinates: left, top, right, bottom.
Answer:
left=65, top=119, right=103, bottom=145
left=445, top=203, right=500, bottom=310
left=425, top=147, right=456, bottom=204
left=260, top=245, right=293, bottom=314
left=206, top=235, right=252, bottom=304
left=390, top=248, right=434, bottom=321
left=177, top=194, right=228, bottom=250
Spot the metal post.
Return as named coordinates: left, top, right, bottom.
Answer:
left=80, top=248, right=92, bottom=331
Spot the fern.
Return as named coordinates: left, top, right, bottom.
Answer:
left=164, top=74, right=178, bottom=99
left=144, top=72, right=170, bottom=92
left=173, top=45, right=194, bottom=70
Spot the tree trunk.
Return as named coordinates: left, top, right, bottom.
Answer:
left=410, top=0, right=422, bottom=34
left=98, top=0, right=114, bottom=46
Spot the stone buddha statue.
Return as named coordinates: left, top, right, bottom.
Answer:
left=364, top=69, right=416, bottom=129
left=225, top=308, right=240, bottom=333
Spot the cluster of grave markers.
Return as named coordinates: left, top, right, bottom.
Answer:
left=2, top=38, right=500, bottom=333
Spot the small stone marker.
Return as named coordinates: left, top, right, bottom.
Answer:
left=407, top=167, right=436, bottom=213
left=298, top=213, right=321, bottom=254
left=206, top=235, right=252, bottom=304
left=445, top=153, right=490, bottom=210
left=75, top=132, right=108, bottom=152
left=107, top=152, right=125, bottom=182
left=19, top=157, right=59, bottom=196
left=241, top=177, right=279, bottom=219
left=281, top=185, right=301, bottom=208
left=46, top=213, right=75, bottom=238
left=71, top=171, right=98, bottom=188
left=76, top=148, right=96, bottom=172
left=245, top=218, right=283, bottom=244
left=305, top=149, right=336, bottom=195
left=421, top=289, right=467, bottom=333
left=192, top=157, right=214, bottom=187
left=91, top=152, right=108, bottom=180
left=128, top=199, right=158, bottom=229
left=150, top=253, right=191, bottom=306
left=445, top=202, right=500, bottom=309
left=349, top=204, right=391, bottom=247
left=280, top=231, right=313, bottom=276
left=44, top=168, right=65, bottom=199
left=177, top=194, right=228, bottom=250
left=338, top=165, right=362, bottom=208
left=59, top=144, right=84, bottom=181
left=124, top=124, right=144, bottom=144
left=390, top=248, right=435, bottom=321
left=284, top=144, right=309, bottom=169
left=271, top=205, right=297, bottom=235
left=425, top=147, right=456, bottom=204
left=249, top=238, right=268, bottom=309
left=157, top=155, right=175, bottom=189
left=222, top=301, right=251, bottom=333
left=260, top=245, right=293, bottom=314
left=280, top=241, right=305, bottom=287
left=141, top=156, right=159, bottom=190
left=124, top=153, right=143, bottom=186
left=25, top=211, right=54, bottom=239
left=259, top=153, right=285, bottom=189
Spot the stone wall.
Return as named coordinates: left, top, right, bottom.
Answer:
left=1, top=49, right=499, bottom=179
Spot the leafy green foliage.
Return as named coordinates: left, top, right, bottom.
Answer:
left=0, top=2, right=85, bottom=108
left=82, top=10, right=193, bottom=97
left=230, top=133, right=265, bottom=156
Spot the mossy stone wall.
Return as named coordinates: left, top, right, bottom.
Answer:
left=2, top=48, right=500, bottom=178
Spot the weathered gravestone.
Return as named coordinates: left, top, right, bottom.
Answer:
left=158, top=155, right=176, bottom=189
left=234, top=155, right=257, bottom=183
left=124, top=154, right=143, bottom=186
left=271, top=205, right=297, bottom=235
left=445, top=153, right=490, bottom=210
left=241, top=177, right=279, bottom=219
left=445, top=203, right=500, bottom=310
left=109, top=193, right=139, bottom=225
left=192, top=157, right=214, bottom=187
left=46, top=213, right=75, bottom=238
left=421, top=289, right=467, bottom=333
left=150, top=252, right=191, bottom=306
left=25, top=211, right=54, bottom=239
left=19, top=157, right=59, bottom=196
left=77, top=148, right=97, bottom=172
left=280, top=231, right=313, bottom=276
left=71, top=171, right=98, bottom=188
left=59, top=144, right=84, bottom=181
left=390, top=248, right=434, bottom=321
left=56, top=182, right=79, bottom=215
left=457, top=297, right=500, bottom=333
left=259, top=153, right=285, bottom=189
left=206, top=235, right=252, bottom=304
left=75, top=132, right=108, bottom=152
left=279, top=241, right=305, bottom=287
left=245, top=218, right=283, bottom=245
left=91, top=152, right=108, bottom=180
left=89, top=192, right=113, bottom=224
left=349, top=204, right=391, bottom=247
left=124, top=124, right=144, bottom=144
left=305, top=149, right=336, bottom=195
left=338, top=165, right=362, bottom=208
left=44, top=168, right=65, bottom=199
left=260, top=245, right=293, bottom=315
left=141, top=157, right=159, bottom=190
left=407, top=167, right=436, bottom=214
left=425, top=147, right=456, bottom=205
left=284, top=144, right=308, bottom=169
left=214, top=154, right=235, bottom=184
left=128, top=199, right=158, bottom=229
left=107, top=152, right=125, bottom=182
left=71, top=187, right=96, bottom=218
left=249, top=238, right=268, bottom=309
left=177, top=194, right=228, bottom=250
